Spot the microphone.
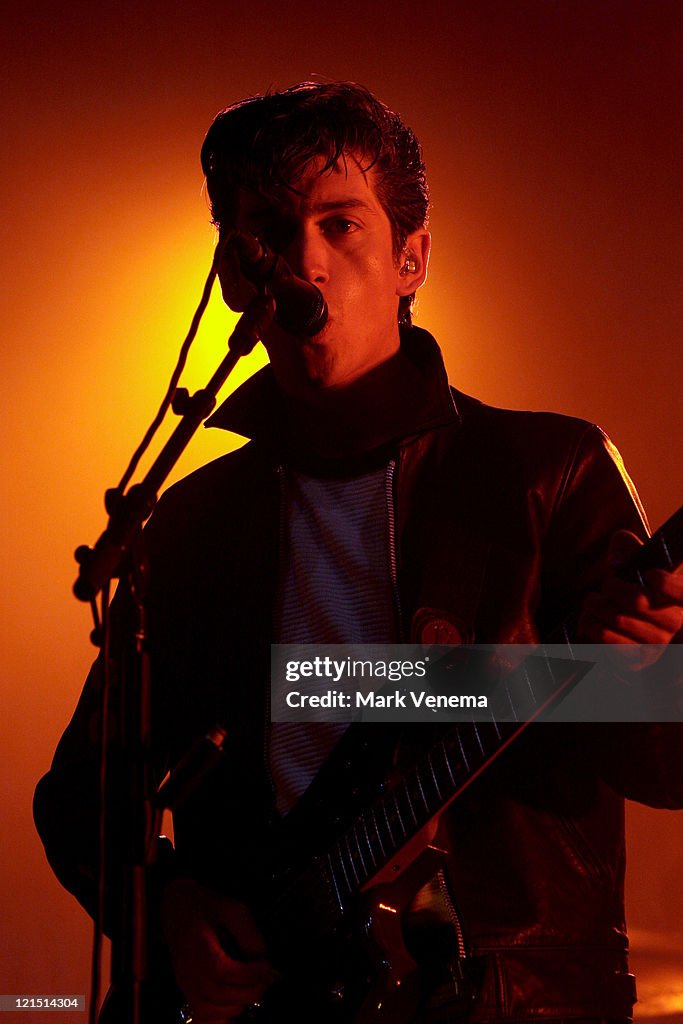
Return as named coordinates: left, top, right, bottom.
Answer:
left=224, top=230, right=328, bottom=337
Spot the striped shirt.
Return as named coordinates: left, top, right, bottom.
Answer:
left=269, top=464, right=397, bottom=814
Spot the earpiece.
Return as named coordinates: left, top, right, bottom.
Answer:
left=400, top=255, right=418, bottom=276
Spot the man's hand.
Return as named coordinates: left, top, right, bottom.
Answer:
left=578, top=530, right=683, bottom=667
left=161, top=877, right=276, bottom=1024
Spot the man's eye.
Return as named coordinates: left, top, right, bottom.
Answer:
left=323, top=218, right=359, bottom=235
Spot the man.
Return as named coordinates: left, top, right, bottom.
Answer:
left=35, top=83, right=683, bottom=1024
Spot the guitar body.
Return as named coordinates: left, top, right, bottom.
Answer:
left=100, top=733, right=450, bottom=1024
left=248, top=839, right=449, bottom=1024
left=247, top=906, right=421, bottom=1024
left=99, top=859, right=441, bottom=1024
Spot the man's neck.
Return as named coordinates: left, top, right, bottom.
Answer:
left=281, top=348, right=423, bottom=461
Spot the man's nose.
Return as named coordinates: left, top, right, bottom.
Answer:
left=281, top=225, right=329, bottom=286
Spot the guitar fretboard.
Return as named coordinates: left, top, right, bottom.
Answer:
left=321, top=651, right=585, bottom=912
left=321, top=503, right=683, bottom=915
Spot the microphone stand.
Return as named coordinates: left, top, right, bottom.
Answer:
left=74, top=293, right=274, bottom=603
left=74, top=294, right=274, bottom=1024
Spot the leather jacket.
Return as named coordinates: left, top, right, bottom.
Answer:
left=34, top=327, right=683, bottom=1022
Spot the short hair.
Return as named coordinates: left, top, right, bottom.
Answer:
left=201, top=81, right=429, bottom=326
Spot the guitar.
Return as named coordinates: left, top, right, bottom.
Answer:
left=103, top=504, right=683, bottom=1023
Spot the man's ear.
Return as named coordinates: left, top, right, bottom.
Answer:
left=395, top=228, right=431, bottom=297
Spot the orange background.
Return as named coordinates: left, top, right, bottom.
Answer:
left=1, top=1, right=681, bottom=1019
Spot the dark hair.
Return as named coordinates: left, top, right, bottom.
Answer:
left=200, top=81, right=429, bottom=326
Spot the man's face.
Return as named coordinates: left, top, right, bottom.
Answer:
left=217, top=155, right=429, bottom=397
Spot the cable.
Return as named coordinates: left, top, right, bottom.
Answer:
left=118, top=235, right=227, bottom=493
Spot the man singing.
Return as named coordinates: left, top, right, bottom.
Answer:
left=35, top=82, right=683, bottom=1024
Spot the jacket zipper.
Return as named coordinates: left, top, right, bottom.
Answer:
left=385, top=458, right=405, bottom=642
left=438, top=867, right=467, bottom=960
left=262, top=463, right=287, bottom=811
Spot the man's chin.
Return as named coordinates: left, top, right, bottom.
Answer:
left=284, top=350, right=366, bottom=398
left=298, top=350, right=342, bottom=390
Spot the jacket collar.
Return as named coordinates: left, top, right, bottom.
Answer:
left=206, top=326, right=460, bottom=466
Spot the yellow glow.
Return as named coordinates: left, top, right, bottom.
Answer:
left=110, top=230, right=269, bottom=492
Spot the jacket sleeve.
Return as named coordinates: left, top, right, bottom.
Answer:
left=541, top=423, right=683, bottom=808
left=34, top=655, right=112, bottom=920
left=540, top=424, right=649, bottom=622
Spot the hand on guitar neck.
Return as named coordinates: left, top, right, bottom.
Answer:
left=160, top=877, right=275, bottom=1024
left=578, top=528, right=683, bottom=666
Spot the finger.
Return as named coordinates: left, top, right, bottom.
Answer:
left=185, top=977, right=269, bottom=1021
left=600, top=576, right=651, bottom=612
left=189, top=963, right=273, bottom=1008
left=623, top=603, right=683, bottom=639
left=202, top=934, right=275, bottom=993
left=643, top=568, right=683, bottom=606
left=215, top=905, right=269, bottom=959
left=607, top=529, right=643, bottom=569
left=580, top=596, right=681, bottom=644
left=576, top=629, right=662, bottom=672
left=604, top=569, right=683, bottom=609
left=214, top=958, right=275, bottom=991
left=597, top=578, right=683, bottom=632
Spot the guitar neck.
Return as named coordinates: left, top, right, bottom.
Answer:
left=321, top=504, right=683, bottom=906
left=322, top=655, right=584, bottom=909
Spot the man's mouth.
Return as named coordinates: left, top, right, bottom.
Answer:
left=299, top=317, right=331, bottom=343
